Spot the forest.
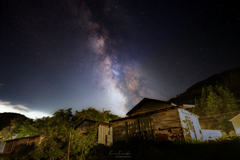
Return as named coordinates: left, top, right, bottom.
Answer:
left=170, top=71, right=240, bottom=133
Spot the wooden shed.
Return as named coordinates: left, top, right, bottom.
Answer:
left=229, top=112, right=240, bottom=135
left=3, top=135, right=43, bottom=154
left=75, top=119, right=113, bottom=146
left=110, top=98, right=221, bottom=142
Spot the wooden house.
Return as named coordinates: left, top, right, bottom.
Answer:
left=3, top=135, right=43, bottom=154
left=229, top=112, right=240, bottom=135
left=110, top=98, right=221, bottom=142
left=75, top=119, right=113, bottom=146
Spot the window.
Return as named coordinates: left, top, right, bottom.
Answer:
left=7, top=144, right=12, bottom=151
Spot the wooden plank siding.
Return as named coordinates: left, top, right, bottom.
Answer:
left=112, top=109, right=185, bottom=142
left=3, top=136, right=43, bottom=154
left=112, top=98, right=221, bottom=142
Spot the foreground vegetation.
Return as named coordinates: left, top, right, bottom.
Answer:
left=0, top=108, right=121, bottom=160
left=1, top=135, right=240, bottom=160
left=109, top=136, right=240, bottom=160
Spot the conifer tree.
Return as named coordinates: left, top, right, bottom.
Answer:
left=193, top=85, right=240, bottom=132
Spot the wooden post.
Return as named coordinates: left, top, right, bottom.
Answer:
left=67, top=132, right=71, bottom=160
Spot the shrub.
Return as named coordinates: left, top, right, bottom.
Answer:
left=85, top=144, right=112, bottom=160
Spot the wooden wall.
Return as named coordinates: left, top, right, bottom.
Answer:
left=112, top=119, right=138, bottom=142
left=3, top=136, right=42, bottom=154
left=152, top=109, right=183, bottom=141
left=3, top=140, right=18, bottom=154
left=112, top=109, right=184, bottom=142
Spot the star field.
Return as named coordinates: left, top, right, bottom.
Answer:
left=1, top=0, right=240, bottom=118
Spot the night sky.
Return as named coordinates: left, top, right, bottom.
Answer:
left=1, top=0, right=240, bottom=118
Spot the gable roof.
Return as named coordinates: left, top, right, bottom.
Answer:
left=111, top=105, right=184, bottom=122
left=4, top=135, right=40, bottom=142
left=126, top=98, right=172, bottom=116
left=74, top=119, right=112, bottom=129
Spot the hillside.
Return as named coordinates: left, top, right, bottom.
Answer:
left=169, top=67, right=240, bottom=104
left=0, top=113, right=27, bottom=131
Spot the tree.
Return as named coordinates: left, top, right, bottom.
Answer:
left=0, top=107, right=121, bottom=159
left=30, top=108, right=98, bottom=160
left=17, top=119, right=40, bottom=138
left=0, top=115, right=29, bottom=141
left=193, top=85, right=240, bottom=132
left=75, top=107, right=121, bottom=125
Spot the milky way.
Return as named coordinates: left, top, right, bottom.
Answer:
left=69, top=1, right=158, bottom=116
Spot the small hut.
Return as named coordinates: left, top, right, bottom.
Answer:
left=75, top=119, right=113, bottom=146
left=3, top=135, right=43, bottom=154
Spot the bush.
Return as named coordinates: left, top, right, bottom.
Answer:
left=85, top=144, right=112, bottom=160
left=0, top=144, right=36, bottom=160
left=109, top=136, right=240, bottom=160
left=0, top=153, right=11, bottom=160
left=11, top=144, right=36, bottom=160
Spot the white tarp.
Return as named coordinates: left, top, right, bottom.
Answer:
left=201, top=130, right=222, bottom=140
left=0, top=141, right=6, bottom=153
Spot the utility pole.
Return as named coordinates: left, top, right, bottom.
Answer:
left=103, top=108, right=104, bottom=112
left=67, top=132, right=71, bottom=160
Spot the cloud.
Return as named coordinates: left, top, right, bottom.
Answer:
left=0, top=100, right=52, bottom=119
left=15, top=105, right=29, bottom=110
